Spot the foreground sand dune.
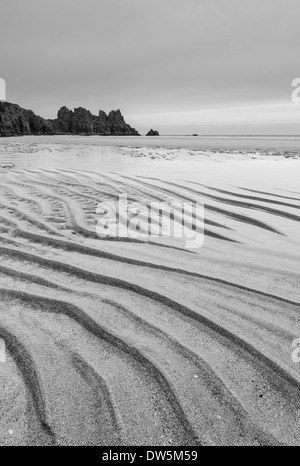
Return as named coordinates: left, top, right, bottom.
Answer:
left=0, top=148, right=300, bottom=445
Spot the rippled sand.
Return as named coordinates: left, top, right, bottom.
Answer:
left=0, top=138, right=300, bottom=445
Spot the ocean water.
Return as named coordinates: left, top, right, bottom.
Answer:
left=0, top=135, right=299, bottom=152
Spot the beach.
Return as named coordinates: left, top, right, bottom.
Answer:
left=0, top=135, right=300, bottom=445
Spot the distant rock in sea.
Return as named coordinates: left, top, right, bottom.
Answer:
left=146, top=129, right=160, bottom=136
left=0, top=101, right=140, bottom=137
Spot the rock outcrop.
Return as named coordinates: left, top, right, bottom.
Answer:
left=0, top=101, right=140, bottom=136
left=0, top=101, right=54, bottom=136
left=146, top=129, right=159, bottom=136
left=50, top=106, right=141, bottom=135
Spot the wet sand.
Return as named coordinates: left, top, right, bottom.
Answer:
left=0, top=137, right=300, bottom=445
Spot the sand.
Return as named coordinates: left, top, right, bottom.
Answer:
left=0, top=136, right=299, bottom=445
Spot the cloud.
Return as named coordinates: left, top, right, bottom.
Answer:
left=0, top=0, right=299, bottom=133
left=129, top=102, right=300, bottom=135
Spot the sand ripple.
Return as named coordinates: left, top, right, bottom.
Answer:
left=0, top=167, right=300, bottom=445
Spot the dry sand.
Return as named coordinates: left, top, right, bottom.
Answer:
left=0, top=136, right=299, bottom=445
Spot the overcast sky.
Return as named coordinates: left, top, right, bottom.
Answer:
left=1, top=0, right=300, bottom=134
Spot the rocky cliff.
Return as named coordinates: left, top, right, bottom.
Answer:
left=0, top=102, right=140, bottom=136
left=0, top=101, right=54, bottom=136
